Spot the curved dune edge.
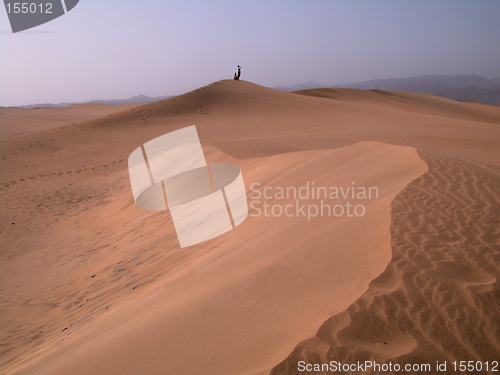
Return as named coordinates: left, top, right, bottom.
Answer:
left=11, top=141, right=427, bottom=375
left=270, top=151, right=500, bottom=375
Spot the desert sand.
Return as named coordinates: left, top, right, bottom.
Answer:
left=0, top=103, right=142, bottom=140
left=1, top=80, right=499, bottom=374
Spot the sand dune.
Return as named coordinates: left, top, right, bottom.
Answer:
left=1, top=80, right=499, bottom=375
left=294, top=87, right=500, bottom=125
left=0, top=103, right=142, bottom=139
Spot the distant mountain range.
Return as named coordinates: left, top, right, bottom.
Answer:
left=339, top=74, right=500, bottom=105
left=17, top=94, right=172, bottom=109
left=275, top=75, right=500, bottom=106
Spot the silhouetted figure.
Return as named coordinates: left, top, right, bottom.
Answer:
left=233, top=65, right=241, bottom=80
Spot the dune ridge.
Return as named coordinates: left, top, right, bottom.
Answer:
left=2, top=142, right=427, bottom=375
left=270, top=151, right=500, bottom=374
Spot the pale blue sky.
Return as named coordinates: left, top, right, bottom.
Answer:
left=1, top=0, right=499, bottom=106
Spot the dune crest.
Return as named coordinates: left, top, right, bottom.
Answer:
left=271, top=152, right=500, bottom=374
left=2, top=141, right=426, bottom=375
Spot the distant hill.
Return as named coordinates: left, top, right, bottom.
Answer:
left=274, top=81, right=325, bottom=92
left=339, top=74, right=500, bottom=105
left=17, top=94, right=173, bottom=108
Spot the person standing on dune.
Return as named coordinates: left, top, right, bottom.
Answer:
left=234, top=65, right=241, bottom=80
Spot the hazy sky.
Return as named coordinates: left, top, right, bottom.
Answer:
left=1, top=1, right=499, bottom=106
